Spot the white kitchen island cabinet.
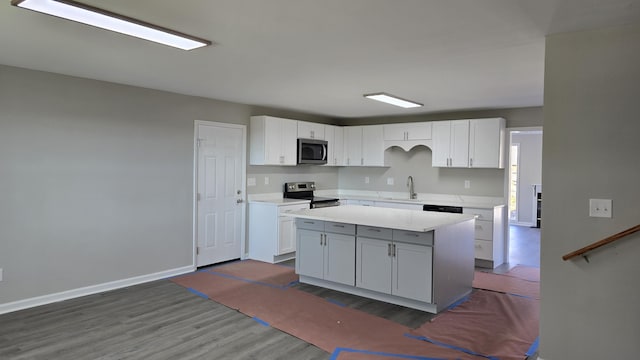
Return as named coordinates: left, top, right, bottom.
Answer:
left=289, top=205, right=475, bottom=313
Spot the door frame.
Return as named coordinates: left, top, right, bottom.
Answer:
left=502, top=126, right=542, bottom=259
left=193, top=120, right=247, bottom=267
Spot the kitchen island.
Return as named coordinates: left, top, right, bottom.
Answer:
left=286, top=205, right=475, bottom=313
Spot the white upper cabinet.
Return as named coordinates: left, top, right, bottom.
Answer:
left=344, top=126, right=363, bottom=166
left=469, top=118, right=506, bottom=168
left=362, top=125, right=385, bottom=166
left=432, top=120, right=469, bottom=167
left=344, top=125, right=385, bottom=167
left=325, top=125, right=344, bottom=166
left=432, top=118, right=504, bottom=168
left=297, top=121, right=325, bottom=140
left=383, top=122, right=432, bottom=141
left=249, top=115, right=298, bottom=165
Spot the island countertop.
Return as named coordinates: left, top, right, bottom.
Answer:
left=285, top=205, right=475, bottom=232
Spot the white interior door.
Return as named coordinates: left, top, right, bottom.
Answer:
left=195, top=121, right=246, bottom=266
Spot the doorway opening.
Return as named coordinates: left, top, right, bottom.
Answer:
left=505, top=128, right=542, bottom=268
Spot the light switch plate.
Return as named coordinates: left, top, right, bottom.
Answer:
left=589, top=198, right=612, bottom=218
left=264, top=176, right=269, bottom=185
left=387, top=177, right=394, bottom=185
left=247, top=177, right=256, bottom=187
left=365, top=177, right=370, bottom=184
left=464, top=180, right=471, bottom=189
left=0, top=268, right=3, bottom=282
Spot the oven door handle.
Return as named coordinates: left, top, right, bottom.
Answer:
left=322, top=144, right=327, bottom=161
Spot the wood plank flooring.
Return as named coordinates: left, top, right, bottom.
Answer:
left=0, top=281, right=329, bottom=360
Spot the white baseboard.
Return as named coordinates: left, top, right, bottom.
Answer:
left=0, top=265, right=195, bottom=315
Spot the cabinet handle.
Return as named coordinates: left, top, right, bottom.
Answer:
left=332, top=224, right=345, bottom=228
left=392, top=244, right=396, bottom=257
left=470, top=158, right=473, bottom=167
left=388, top=243, right=392, bottom=256
left=361, top=158, right=364, bottom=165
left=304, top=221, right=315, bottom=224
left=320, top=234, right=323, bottom=246
left=367, top=228, right=381, bottom=232
left=404, top=232, right=420, bottom=237
left=324, top=234, right=327, bottom=246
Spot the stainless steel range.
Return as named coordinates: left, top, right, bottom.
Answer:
left=283, top=182, right=340, bottom=208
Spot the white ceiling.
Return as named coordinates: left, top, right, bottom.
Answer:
left=2, top=0, right=640, bottom=118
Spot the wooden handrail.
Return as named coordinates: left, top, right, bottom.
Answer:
left=563, top=224, right=640, bottom=261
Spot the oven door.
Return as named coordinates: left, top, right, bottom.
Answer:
left=298, top=138, right=327, bottom=165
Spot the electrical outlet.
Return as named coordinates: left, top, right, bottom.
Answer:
left=365, top=177, right=370, bottom=184
left=464, top=180, right=471, bottom=189
left=589, top=198, right=612, bottom=218
left=387, top=177, right=394, bottom=185
left=247, top=177, right=256, bottom=186
left=0, top=268, right=3, bottom=282
left=264, top=176, right=269, bottom=185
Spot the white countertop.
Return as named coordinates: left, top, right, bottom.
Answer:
left=249, top=197, right=310, bottom=206
left=285, top=205, right=475, bottom=232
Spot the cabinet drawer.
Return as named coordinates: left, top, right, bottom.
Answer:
left=279, top=204, right=310, bottom=214
left=474, top=239, right=493, bottom=260
left=357, top=225, right=392, bottom=240
left=463, top=208, right=494, bottom=221
left=324, top=221, right=356, bottom=235
left=392, top=230, right=433, bottom=246
left=474, top=220, right=493, bottom=240
left=296, top=218, right=324, bottom=231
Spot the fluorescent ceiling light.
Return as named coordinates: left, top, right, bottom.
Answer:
left=12, top=0, right=212, bottom=50
left=363, top=93, right=423, bottom=108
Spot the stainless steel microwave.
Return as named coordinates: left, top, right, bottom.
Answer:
left=297, top=138, right=328, bottom=165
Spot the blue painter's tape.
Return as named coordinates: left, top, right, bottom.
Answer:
left=252, top=316, right=270, bottom=327
left=284, top=280, right=300, bottom=288
left=326, top=298, right=347, bottom=307
left=526, top=336, right=540, bottom=357
left=445, top=295, right=469, bottom=310
left=187, top=288, right=209, bottom=299
left=404, top=333, right=499, bottom=360
left=329, top=347, right=446, bottom=360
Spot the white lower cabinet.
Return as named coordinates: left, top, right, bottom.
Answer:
left=463, top=206, right=506, bottom=268
left=296, top=220, right=356, bottom=286
left=356, top=226, right=433, bottom=303
left=248, top=201, right=309, bottom=263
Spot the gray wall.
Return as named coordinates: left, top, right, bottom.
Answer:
left=511, top=132, right=542, bottom=224
left=0, top=64, right=332, bottom=305
left=541, top=24, right=640, bottom=359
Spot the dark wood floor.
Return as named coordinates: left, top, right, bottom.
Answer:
left=0, top=281, right=329, bottom=360
left=0, top=228, right=540, bottom=359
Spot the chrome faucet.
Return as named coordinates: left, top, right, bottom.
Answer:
left=407, top=176, right=417, bottom=199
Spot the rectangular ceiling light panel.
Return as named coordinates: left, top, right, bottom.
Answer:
left=364, top=93, right=423, bottom=108
left=12, top=0, right=211, bottom=50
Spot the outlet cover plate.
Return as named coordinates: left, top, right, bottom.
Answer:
left=589, top=198, right=612, bottom=218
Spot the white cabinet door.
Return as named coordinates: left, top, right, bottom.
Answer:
left=362, top=125, right=384, bottom=166
left=469, top=118, right=505, bottom=168
left=281, top=118, right=298, bottom=165
left=296, top=229, right=325, bottom=279
left=250, top=116, right=297, bottom=165
left=393, top=242, right=433, bottom=302
left=450, top=120, right=470, bottom=167
left=432, top=121, right=451, bottom=167
left=345, top=126, right=363, bottom=166
left=278, top=216, right=296, bottom=255
left=406, top=122, right=432, bottom=140
left=324, top=233, right=356, bottom=286
left=298, top=121, right=325, bottom=140
left=324, top=125, right=345, bottom=166
left=431, top=120, right=469, bottom=167
left=356, top=237, right=392, bottom=293
left=383, top=123, right=407, bottom=141
left=383, top=122, right=431, bottom=141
